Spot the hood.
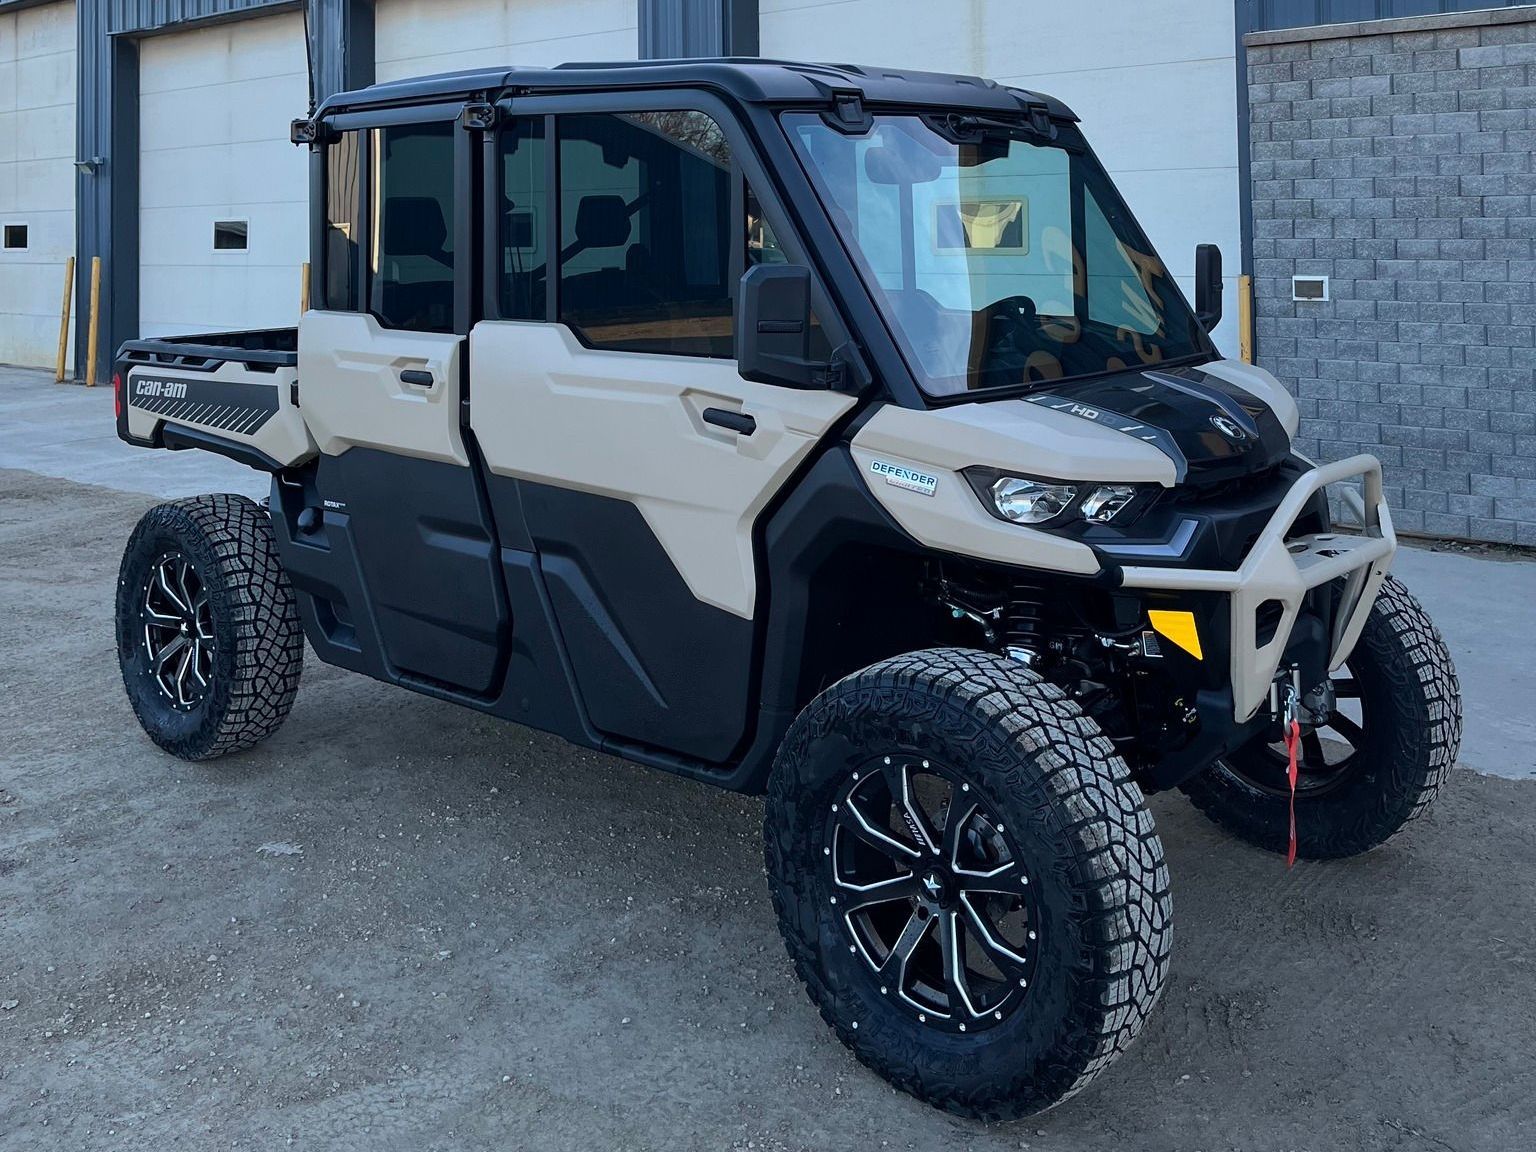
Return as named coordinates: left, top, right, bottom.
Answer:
left=1020, top=364, right=1293, bottom=487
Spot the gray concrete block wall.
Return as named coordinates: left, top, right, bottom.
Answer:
left=1246, top=15, right=1536, bottom=545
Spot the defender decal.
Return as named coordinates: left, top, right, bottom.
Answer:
left=870, top=459, right=938, bottom=497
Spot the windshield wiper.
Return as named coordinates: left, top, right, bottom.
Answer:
left=930, top=109, right=1071, bottom=147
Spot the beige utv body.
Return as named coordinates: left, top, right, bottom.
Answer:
left=122, top=333, right=1393, bottom=726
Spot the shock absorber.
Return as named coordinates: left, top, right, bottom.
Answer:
left=1004, top=579, right=1046, bottom=664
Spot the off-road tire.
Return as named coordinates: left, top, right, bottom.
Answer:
left=764, top=648, right=1171, bottom=1120
left=116, top=494, right=303, bottom=761
left=1181, top=573, right=1460, bottom=859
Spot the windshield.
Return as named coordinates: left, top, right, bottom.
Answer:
left=783, top=113, right=1211, bottom=398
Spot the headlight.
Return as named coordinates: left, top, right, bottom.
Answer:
left=1080, top=484, right=1138, bottom=523
left=965, top=468, right=1149, bottom=528
left=990, top=477, right=1077, bottom=524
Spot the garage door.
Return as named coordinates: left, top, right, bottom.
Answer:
left=138, top=10, right=309, bottom=339
left=0, top=1, right=76, bottom=368
left=375, top=0, right=637, bottom=84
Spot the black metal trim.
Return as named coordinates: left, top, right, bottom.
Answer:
left=480, top=118, right=502, bottom=321
left=454, top=107, right=476, bottom=338
left=118, top=329, right=298, bottom=369
left=160, top=423, right=285, bottom=473
left=308, top=140, right=326, bottom=308
left=544, top=113, right=559, bottom=324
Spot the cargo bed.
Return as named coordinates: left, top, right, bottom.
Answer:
left=115, top=328, right=315, bottom=472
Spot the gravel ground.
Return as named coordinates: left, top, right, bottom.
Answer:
left=2, top=467, right=1534, bottom=1152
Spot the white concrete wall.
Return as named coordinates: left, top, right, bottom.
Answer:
left=760, top=0, right=1243, bottom=354
left=137, top=10, right=310, bottom=338
left=0, top=1, right=76, bottom=369
left=374, top=0, right=638, bottom=83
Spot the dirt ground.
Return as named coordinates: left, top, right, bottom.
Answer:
left=2, top=467, right=1533, bottom=1152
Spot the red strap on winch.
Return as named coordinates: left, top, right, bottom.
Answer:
left=1284, top=717, right=1301, bottom=869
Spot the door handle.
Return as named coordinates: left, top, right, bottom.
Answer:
left=702, top=407, right=756, bottom=436
left=399, top=369, right=435, bottom=387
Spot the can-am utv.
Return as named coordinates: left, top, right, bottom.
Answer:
left=111, top=59, right=1461, bottom=1119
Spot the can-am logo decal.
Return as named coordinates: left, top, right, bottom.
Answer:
left=132, top=377, right=189, bottom=400
left=127, top=371, right=278, bottom=436
left=1209, top=413, right=1248, bottom=442
left=870, top=459, right=938, bottom=497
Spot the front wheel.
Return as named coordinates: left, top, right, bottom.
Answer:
left=1182, top=573, right=1461, bottom=859
left=764, top=649, right=1171, bottom=1120
left=116, top=494, right=303, bottom=761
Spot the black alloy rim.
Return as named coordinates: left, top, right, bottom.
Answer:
left=827, top=756, right=1036, bottom=1033
left=1233, top=664, right=1368, bottom=796
left=141, top=551, right=215, bottom=710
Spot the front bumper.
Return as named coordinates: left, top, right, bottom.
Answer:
left=1117, top=455, right=1394, bottom=722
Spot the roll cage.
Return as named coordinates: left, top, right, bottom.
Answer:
left=295, top=58, right=1185, bottom=415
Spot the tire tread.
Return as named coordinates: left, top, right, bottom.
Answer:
left=765, top=648, right=1171, bottom=1119
left=118, top=494, right=302, bottom=760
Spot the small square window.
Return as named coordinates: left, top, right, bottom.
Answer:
left=213, top=220, right=249, bottom=251
left=1292, top=275, right=1329, bottom=302
left=2, top=224, right=27, bottom=250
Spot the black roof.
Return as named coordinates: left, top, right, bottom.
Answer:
left=314, top=58, right=1077, bottom=122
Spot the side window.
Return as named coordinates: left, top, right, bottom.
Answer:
left=558, top=111, right=734, bottom=357
left=323, top=130, right=361, bottom=310
left=369, top=121, right=455, bottom=333
left=746, top=183, right=787, bottom=267
left=499, top=118, right=548, bottom=320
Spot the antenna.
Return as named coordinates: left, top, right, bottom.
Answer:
left=301, top=0, right=318, bottom=116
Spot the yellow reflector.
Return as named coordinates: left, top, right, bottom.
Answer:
left=1148, top=610, right=1203, bottom=661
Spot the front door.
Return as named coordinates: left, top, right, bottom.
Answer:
left=296, top=115, right=507, bottom=696
left=470, top=105, right=854, bottom=761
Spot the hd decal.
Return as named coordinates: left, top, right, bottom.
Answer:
left=1024, top=391, right=1189, bottom=482
left=128, top=372, right=278, bottom=437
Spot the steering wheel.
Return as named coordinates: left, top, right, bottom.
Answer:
left=979, top=294, right=1044, bottom=358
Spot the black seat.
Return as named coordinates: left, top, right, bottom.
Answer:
left=376, top=196, right=453, bottom=330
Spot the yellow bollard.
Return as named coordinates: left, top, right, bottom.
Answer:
left=300, top=261, right=311, bottom=314
left=55, top=256, right=75, bottom=383
left=1238, top=273, right=1254, bottom=364
left=85, top=256, right=102, bottom=387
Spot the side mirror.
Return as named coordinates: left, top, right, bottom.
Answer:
left=1195, top=243, right=1223, bottom=333
left=736, top=264, right=830, bottom=388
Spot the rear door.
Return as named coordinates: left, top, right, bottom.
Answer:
left=295, top=111, right=507, bottom=695
left=470, top=100, right=854, bottom=762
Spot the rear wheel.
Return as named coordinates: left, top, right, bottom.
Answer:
left=1182, top=574, right=1460, bottom=859
left=765, top=649, right=1170, bottom=1119
left=116, top=494, right=303, bottom=761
